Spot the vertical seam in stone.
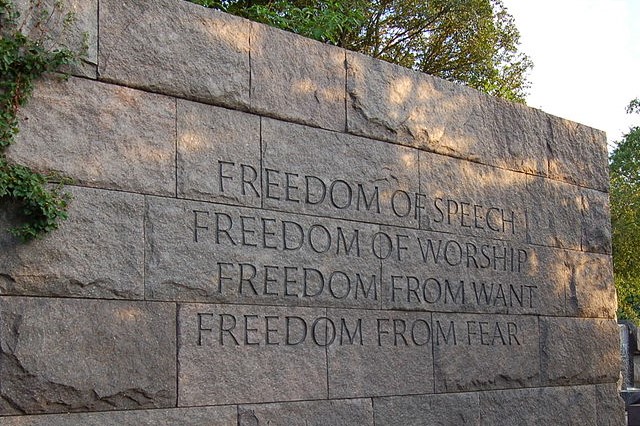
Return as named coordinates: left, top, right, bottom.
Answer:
left=175, top=302, right=180, bottom=408
left=143, top=195, right=147, bottom=300
left=417, top=150, right=422, bottom=230
left=537, top=316, right=544, bottom=387
left=430, top=312, right=436, bottom=394
left=259, top=117, right=264, bottom=210
left=174, top=97, right=179, bottom=198
left=370, top=397, right=377, bottom=426
left=343, top=50, right=348, bottom=133
left=96, top=0, right=100, bottom=78
left=325, top=306, right=330, bottom=399
left=248, top=23, right=253, bottom=111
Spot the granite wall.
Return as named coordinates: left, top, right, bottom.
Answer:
left=0, top=0, right=624, bottom=424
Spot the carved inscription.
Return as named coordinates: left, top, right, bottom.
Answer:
left=217, top=160, right=519, bottom=234
left=185, top=206, right=536, bottom=311
left=196, top=312, right=522, bottom=348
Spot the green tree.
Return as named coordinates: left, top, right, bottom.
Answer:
left=188, top=0, right=532, bottom=103
left=611, top=99, right=640, bottom=322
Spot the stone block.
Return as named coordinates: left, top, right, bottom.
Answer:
left=540, top=317, right=620, bottom=386
left=261, top=118, right=420, bottom=228
left=238, top=399, right=374, bottom=426
left=374, top=392, right=480, bottom=426
left=525, top=176, right=583, bottom=250
left=10, top=77, right=176, bottom=196
left=419, top=153, right=528, bottom=242
left=565, top=251, right=616, bottom=319
left=177, top=100, right=261, bottom=206
left=326, top=309, right=434, bottom=398
left=581, top=189, right=612, bottom=254
left=432, top=313, right=539, bottom=392
left=250, top=23, right=346, bottom=131
left=548, top=116, right=609, bottom=192
left=379, top=225, right=565, bottom=316
left=178, top=303, right=328, bottom=406
left=595, top=383, right=626, bottom=426
left=0, top=406, right=237, bottom=425
left=0, top=186, right=144, bottom=299
left=478, top=386, right=597, bottom=426
left=0, top=297, right=176, bottom=415
left=346, top=51, right=551, bottom=176
left=12, top=0, right=98, bottom=78
left=145, top=196, right=381, bottom=309
left=99, top=0, right=250, bottom=109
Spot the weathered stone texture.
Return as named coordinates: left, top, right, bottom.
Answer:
left=145, top=196, right=382, bottom=309
left=251, top=24, right=346, bottom=131
left=12, top=0, right=98, bottom=78
left=595, top=383, right=626, bottom=426
left=374, top=392, right=480, bottom=425
left=478, top=386, right=598, bottom=426
left=178, top=303, right=328, bottom=406
left=581, top=188, right=613, bottom=254
left=565, top=251, right=616, bottom=319
left=238, top=399, right=374, bottom=426
left=177, top=100, right=261, bottom=206
left=432, top=313, right=540, bottom=392
left=0, top=297, right=176, bottom=415
left=540, top=317, right=620, bottom=386
left=99, top=0, right=250, bottom=109
left=526, top=176, right=583, bottom=250
left=10, top=77, right=176, bottom=196
left=326, top=309, right=434, bottom=398
left=548, top=116, right=609, bottom=192
left=0, top=186, right=144, bottom=299
left=261, top=118, right=420, bottom=228
left=346, top=51, right=551, bottom=178
left=0, top=406, right=237, bottom=426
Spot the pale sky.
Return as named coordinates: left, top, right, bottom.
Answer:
left=503, top=0, right=640, bottom=150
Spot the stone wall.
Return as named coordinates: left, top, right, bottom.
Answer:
left=0, top=0, right=624, bottom=424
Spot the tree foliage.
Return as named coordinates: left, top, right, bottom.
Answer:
left=188, top=0, right=532, bottom=103
left=611, top=99, right=640, bottom=322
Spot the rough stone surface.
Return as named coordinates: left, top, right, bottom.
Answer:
left=251, top=23, right=346, bottom=131
left=526, top=176, right=583, bottom=250
left=178, top=303, right=328, bottom=406
left=565, top=251, right=616, bottom=319
left=374, top=392, right=480, bottom=425
left=10, top=77, right=176, bottom=196
left=261, top=118, right=420, bottom=228
left=326, top=309, right=434, bottom=398
left=0, top=406, right=237, bottom=425
left=99, top=0, right=250, bottom=109
left=145, top=196, right=381, bottom=309
left=581, top=188, right=613, bottom=254
left=0, top=186, right=144, bottom=299
left=548, top=116, right=610, bottom=192
left=595, top=383, right=626, bottom=426
left=432, top=313, right=540, bottom=392
left=0, top=297, right=176, bottom=415
left=418, top=152, right=528, bottom=242
left=13, top=0, right=98, bottom=78
left=540, top=317, right=620, bottom=386
left=478, top=386, right=597, bottom=426
left=346, top=51, right=551, bottom=177
left=238, top=399, right=373, bottom=426
left=177, top=100, right=261, bottom=206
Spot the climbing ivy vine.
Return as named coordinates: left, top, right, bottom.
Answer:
left=0, top=0, right=82, bottom=241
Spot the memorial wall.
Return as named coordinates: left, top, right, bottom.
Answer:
left=0, top=0, right=625, bottom=424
